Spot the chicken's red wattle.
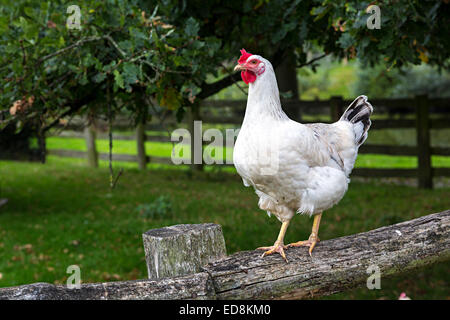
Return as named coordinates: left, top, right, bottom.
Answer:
left=241, top=70, right=256, bottom=84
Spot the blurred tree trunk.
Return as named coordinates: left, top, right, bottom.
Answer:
left=275, top=49, right=301, bottom=121
left=84, top=123, right=98, bottom=168
left=136, top=120, right=147, bottom=170
left=0, top=122, right=42, bottom=162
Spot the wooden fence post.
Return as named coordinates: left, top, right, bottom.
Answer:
left=188, top=105, right=203, bottom=171
left=84, top=123, right=98, bottom=168
left=142, top=223, right=226, bottom=279
left=136, top=121, right=147, bottom=170
left=416, top=94, right=433, bottom=189
left=330, top=96, right=344, bottom=122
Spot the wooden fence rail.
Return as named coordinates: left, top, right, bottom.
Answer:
left=49, top=95, right=450, bottom=188
left=0, top=210, right=448, bottom=300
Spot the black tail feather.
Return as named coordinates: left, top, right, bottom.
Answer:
left=340, top=95, right=373, bottom=146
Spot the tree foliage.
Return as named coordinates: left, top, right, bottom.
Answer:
left=354, top=64, right=450, bottom=99
left=0, top=0, right=448, bottom=132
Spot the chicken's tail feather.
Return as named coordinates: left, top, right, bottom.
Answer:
left=340, top=95, right=373, bottom=146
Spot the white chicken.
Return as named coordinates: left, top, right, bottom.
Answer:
left=233, top=49, right=373, bottom=262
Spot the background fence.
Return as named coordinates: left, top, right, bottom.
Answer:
left=48, top=94, right=450, bottom=189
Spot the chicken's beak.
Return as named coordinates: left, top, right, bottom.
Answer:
left=234, top=64, right=244, bottom=72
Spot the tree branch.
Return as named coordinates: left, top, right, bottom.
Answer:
left=198, top=72, right=242, bottom=99
left=41, top=88, right=100, bottom=133
left=198, top=49, right=286, bottom=100
left=103, top=35, right=127, bottom=58
left=38, top=36, right=104, bottom=65
left=297, top=52, right=329, bottom=68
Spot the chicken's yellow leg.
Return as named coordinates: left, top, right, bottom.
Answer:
left=257, top=220, right=290, bottom=262
left=287, top=212, right=322, bottom=256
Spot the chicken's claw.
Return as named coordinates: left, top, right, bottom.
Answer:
left=257, top=242, right=288, bottom=262
left=287, top=236, right=320, bottom=257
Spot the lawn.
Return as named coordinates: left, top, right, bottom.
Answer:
left=0, top=156, right=449, bottom=299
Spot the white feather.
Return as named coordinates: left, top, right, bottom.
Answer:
left=233, top=55, right=371, bottom=223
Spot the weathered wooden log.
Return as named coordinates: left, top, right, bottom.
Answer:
left=0, top=210, right=448, bottom=300
left=142, top=223, right=227, bottom=279
left=0, top=273, right=215, bottom=300
left=205, top=210, right=449, bottom=299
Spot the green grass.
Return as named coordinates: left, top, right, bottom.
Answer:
left=0, top=157, right=449, bottom=299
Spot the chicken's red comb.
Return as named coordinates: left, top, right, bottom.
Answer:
left=238, top=49, right=253, bottom=64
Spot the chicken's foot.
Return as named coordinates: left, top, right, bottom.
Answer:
left=287, top=212, right=322, bottom=257
left=257, top=220, right=290, bottom=262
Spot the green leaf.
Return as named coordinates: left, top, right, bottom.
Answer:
left=160, top=87, right=181, bottom=110
left=122, top=62, right=140, bottom=89
left=185, top=17, right=199, bottom=37
left=150, top=29, right=162, bottom=48
left=79, top=72, right=88, bottom=85
left=93, top=72, right=106, bottom=83
left=337, top=33, right=355, bottom=49
left=113, top=69, right=124, bottom=89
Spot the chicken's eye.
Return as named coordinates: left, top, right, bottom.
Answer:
left=251, top=60, right=258, bottom=64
